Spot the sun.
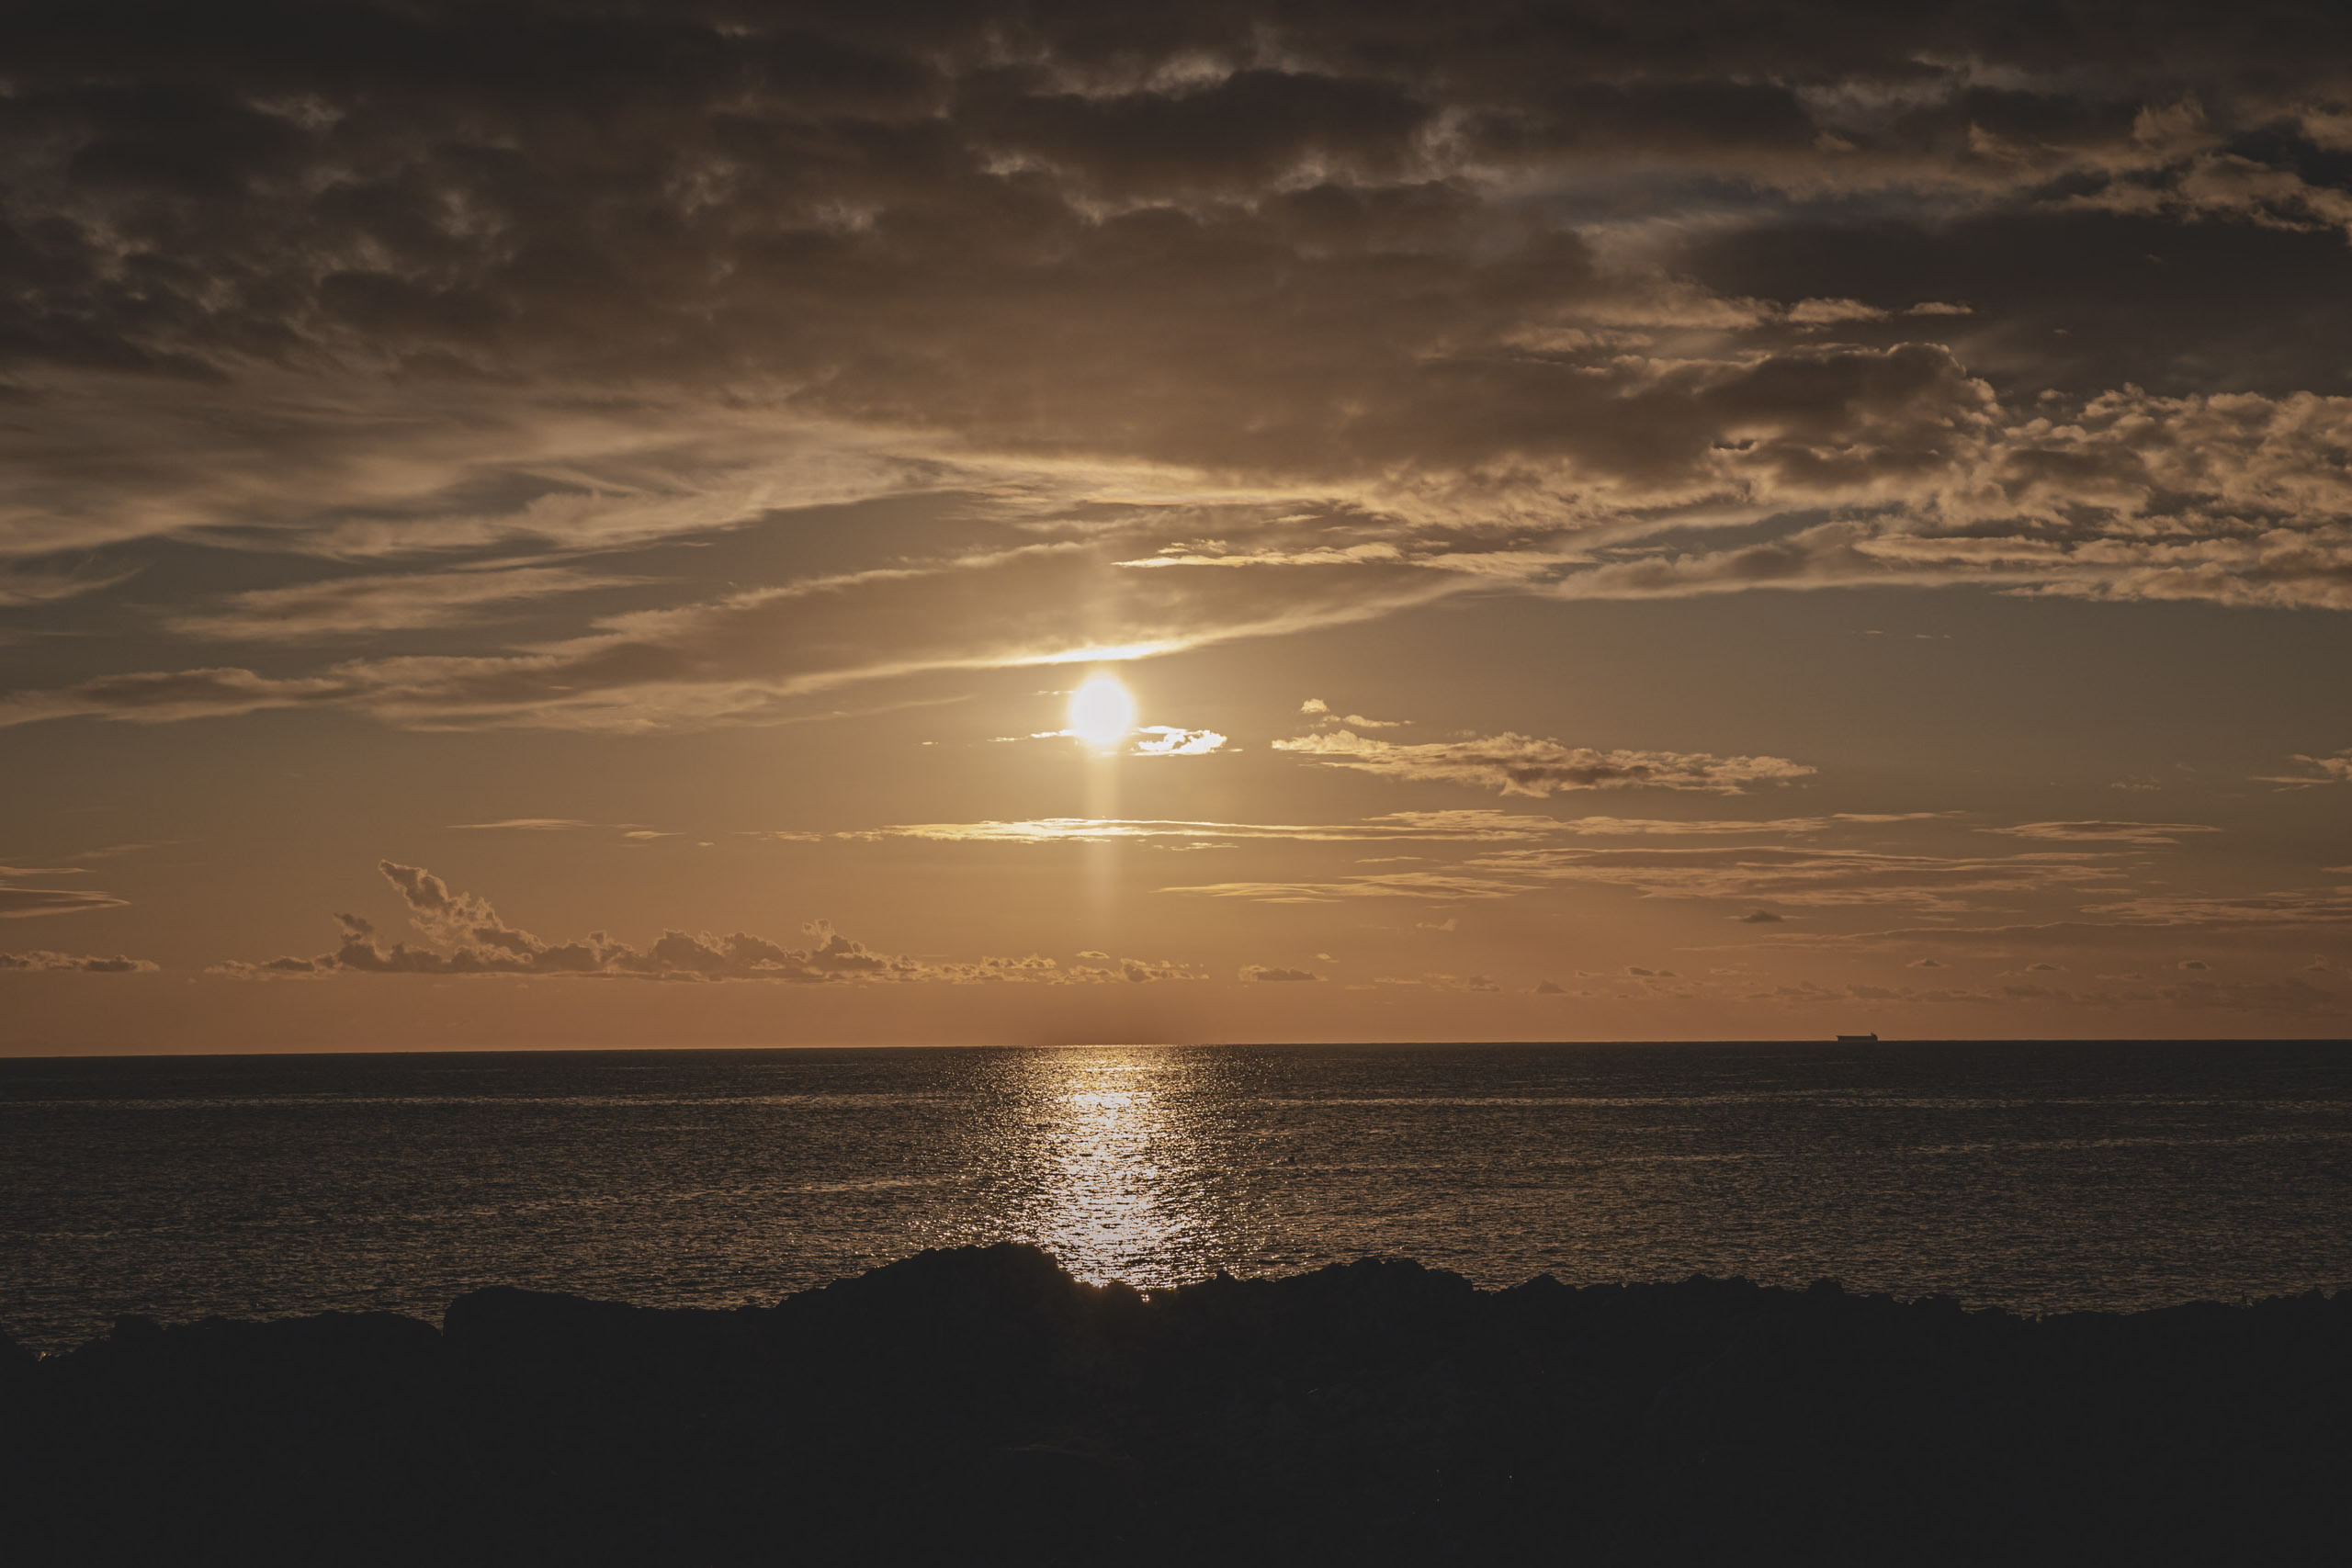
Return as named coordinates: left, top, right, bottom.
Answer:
left=1068, top=671, right=1136, bottom=750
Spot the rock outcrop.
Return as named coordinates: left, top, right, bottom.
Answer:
left=5, top=1245, right=2346, bottom=1563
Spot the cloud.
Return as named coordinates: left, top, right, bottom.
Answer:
left=847, top=814, right=1505, bottom=844
left=1131, top=726, right=1227, bottom=757
left=1464, top=843, right=2123, bottom=914
left=1075, top=955, right=1204, bottom=984
left=0, top=877, right=129, bottom=919
left=0, top=950, right=157, bottom=973
left=1164, top=835, right=2135, bottom=912
left=1239, top=965, right=1320, bottom=983
left=1298, top=698, right=1408, bottom=728
left=6, top=6, right=2352, bottom=743
left=851, top=808, right=1911, bottom=845
left=0, top=563, right=141, bottom=609
left=1167, top=869, right=1524, bottom=905
left=217, top=861, right=1194, bottom=984
left=1367, top=973, right=1502, bottom=992
left=2260, top=751, right=2352, bottom=787
left=1736, top=909, right=1785, bottom=923
left=0, top=667, right=355, bottom=728
left=1271, top=730, right=1815, bottom=796
left=162, top=564, right=645, bottom=642
left=2077, top=888, right=2352, bottom=927
left=2177, top=958, right=2211, bottom=971
left=1981, top=821, right=2221, bottom=845
left=447, top=818, right=674, bottom=840
left=2, top=536, right=1461, bottom=732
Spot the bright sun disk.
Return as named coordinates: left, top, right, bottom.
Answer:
left=1069, top=672, right=1136, bottom=750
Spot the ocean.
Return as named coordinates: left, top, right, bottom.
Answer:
left=4, top=1040, right=2348, bottom=1352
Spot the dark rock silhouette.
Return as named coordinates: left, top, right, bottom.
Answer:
left=4, top=1245, right=2346, bottom=1564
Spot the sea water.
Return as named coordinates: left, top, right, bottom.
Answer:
left=4, top=1041, right=2348, bottom=1351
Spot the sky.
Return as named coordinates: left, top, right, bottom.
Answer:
left=5, top=0, right=2352, bottom=1051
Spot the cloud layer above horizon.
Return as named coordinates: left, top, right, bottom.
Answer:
left=4, top=3, right=2351, bottom=1043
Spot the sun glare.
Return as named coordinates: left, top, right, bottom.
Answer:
left=1069, top=672, right=1136, bottom=750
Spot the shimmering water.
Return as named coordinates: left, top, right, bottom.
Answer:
left=4, top=1041, right=2349, bottom=1350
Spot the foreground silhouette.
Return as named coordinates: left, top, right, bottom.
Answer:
left=5, top=1246, right=2346, bottom=1564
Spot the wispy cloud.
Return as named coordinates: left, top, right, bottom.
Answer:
left=0, top=949, right=156, bottom=972
left=0, top=871, right=128, bottom=919
left=847, top=809, right=1889, bottom=845
left=1167, top=870, right=1526, bottom=905
left=1271, top=730, right=1815, bottom=796
left=164, top=564, right=645, bottom=642
left=1169, top=843, right=2125, bottom=912
left=0, top=563, right=141, bottom=609
left=1979, top=821, right=2221, bottom=845
left=2077, top=888, right=2352, bottom=927
left=447, top=818, right=676, bottom=840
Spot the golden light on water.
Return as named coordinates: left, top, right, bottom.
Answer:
left=1040, top=1073, right=1167, bottom=1280
left=1012, top=1049, right=1238, bottom=1288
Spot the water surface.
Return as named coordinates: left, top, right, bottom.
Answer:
left=5, top=1041, right=2348, bottom=1350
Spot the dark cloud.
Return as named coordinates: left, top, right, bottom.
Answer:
left=1239, top=964, right=1320, bottom=982
left=0, top=949, right=156, bottom=972
left=5, top=4, right=2352, bottom=731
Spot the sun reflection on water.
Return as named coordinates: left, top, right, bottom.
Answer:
left=1033, top=1058, right=1173, bottom=1282
left=1003, top=1048, right=1248, bottom=1286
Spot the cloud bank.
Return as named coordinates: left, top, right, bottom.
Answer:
left=219, top=861, right=1195, bottom=985
left=6, top=6, right=2352, bottom=731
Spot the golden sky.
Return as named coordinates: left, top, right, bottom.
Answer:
left=5, top=2, right=2352, bottom=1047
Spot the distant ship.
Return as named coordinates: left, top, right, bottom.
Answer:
left=1836, top=1032, right=1880, bottom=1043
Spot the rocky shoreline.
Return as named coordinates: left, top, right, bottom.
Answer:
left=6, top=1244, right=2347, bottom=1563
